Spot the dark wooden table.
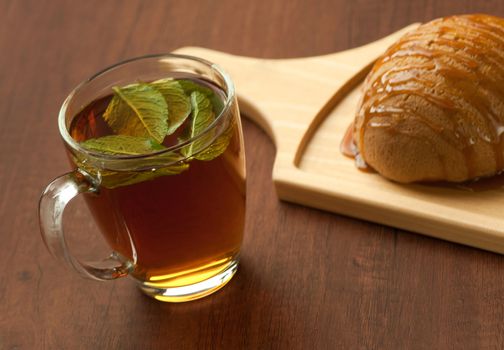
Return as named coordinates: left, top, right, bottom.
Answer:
left=3, top=1, right=504, bottom=348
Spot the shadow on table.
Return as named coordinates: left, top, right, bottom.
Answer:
left=122, top=257, right=293, bottom=348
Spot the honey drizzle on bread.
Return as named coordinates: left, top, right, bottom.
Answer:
left=354, top=14, right=504, bottom=182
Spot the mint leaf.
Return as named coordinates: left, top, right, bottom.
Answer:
left=78, top=135, right=189, bottom=188
left=181, top=91, right=215, bottom=158
left=103, top=83, right=168, bottom=143
left=151, top=79, right=191, bottom=135
left=194, top=122, right=233, bottom=161
left=73, top=153, right=189, bottom=189
left=98, top=164, right=189, bottom=189
left=81, top=135, right=165, bottom=155
left=179, top=79, right=225, bottom=116
left=209, top=93, right=224, bottom=116
left=178, top=79, right=214, bottom=96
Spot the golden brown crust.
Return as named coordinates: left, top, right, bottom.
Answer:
left=354, top=14, right=504, bottom=183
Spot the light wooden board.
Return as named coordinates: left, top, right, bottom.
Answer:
left=174, top=24, right=504, bottom=254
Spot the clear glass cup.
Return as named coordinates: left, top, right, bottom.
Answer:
left=38, top=54, right=246, bottom=302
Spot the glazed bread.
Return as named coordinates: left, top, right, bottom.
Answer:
left=354, top=14, right=504, bottom=183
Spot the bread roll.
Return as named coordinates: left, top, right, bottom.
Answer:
left=354, top=14, right=504, bottom=183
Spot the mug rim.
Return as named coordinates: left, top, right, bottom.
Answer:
left=58, top=53, right=236, bottom=161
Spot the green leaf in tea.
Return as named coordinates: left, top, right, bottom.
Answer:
left=178, top=79, right=214, bottom=97
left=79, top=135, right=190, bottom=187
left=98, top=164, right=190, bottom=189
left=103, top=83, right=168, bottom=143
left=151, top=79, right=191, bottom=135
left=181, top=91, right=215, bottom=158
left=73, top=78, right=232, bottom=187
left=178, top=79, right=225, bottom=116
left=80, top=135, right=165, bottom=155
left=209, top=93, right=225, bottom=116
left=73, top=150, right=190, bottom=189
left=194, top=122, right=234, bottom=161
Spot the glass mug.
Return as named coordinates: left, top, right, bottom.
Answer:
left=38, top=54, right=246, bottom=302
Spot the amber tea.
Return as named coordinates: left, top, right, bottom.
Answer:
left=39, top=56, right=246, bottom=303
left=68, top=78, right=245, bottom=296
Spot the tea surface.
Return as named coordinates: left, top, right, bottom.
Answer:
left=68, top=77, right=246, bottom=283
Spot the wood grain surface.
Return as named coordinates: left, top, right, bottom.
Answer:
left=2, top=1, right=504, bottom=349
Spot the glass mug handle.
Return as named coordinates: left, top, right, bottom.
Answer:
left=38, top=170, right=131, bottom=281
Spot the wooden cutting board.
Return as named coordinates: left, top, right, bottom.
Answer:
left=174, top=24, right=504, bottom=255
